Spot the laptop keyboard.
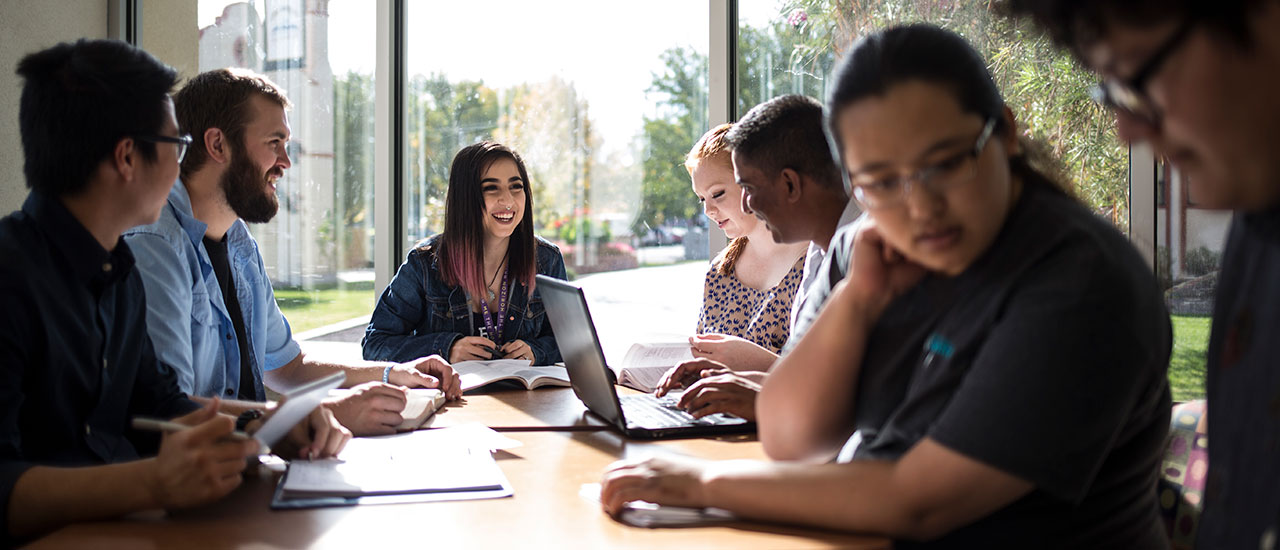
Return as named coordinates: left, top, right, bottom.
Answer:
left=619, top=394, right=723, bottom=428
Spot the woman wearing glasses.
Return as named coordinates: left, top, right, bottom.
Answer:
left=601, top=24, right=1170, bottom=547
left=363, top=141, right=566, bottom=366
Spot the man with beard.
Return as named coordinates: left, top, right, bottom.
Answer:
left=125, top=68, right=462, bottom=437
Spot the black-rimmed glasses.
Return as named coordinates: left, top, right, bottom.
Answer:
left=1090, top=19, right=1195, bottom=126
left=850, top=117, right=997, bottom=209
left=134, top=134, right=192, bottom=163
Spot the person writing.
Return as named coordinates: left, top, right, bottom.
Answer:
left=602, top=25, right=1171, bottom=547
left=0, top=39, right=346, bottom=545
left=364, top=142, right=567, bottom=366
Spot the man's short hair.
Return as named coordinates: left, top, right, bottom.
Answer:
left=1001, top=0, right=1264, bottom=56
left=725, top=94, right=841, bottom=190
left=16, top=39, right=177, bottom=197
left=174, top=68, right=291, bottom=180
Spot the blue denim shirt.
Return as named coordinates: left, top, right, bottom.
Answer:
left=363, top=235, right=566, bottom=365
left=123, top=182, right=301, bottom=400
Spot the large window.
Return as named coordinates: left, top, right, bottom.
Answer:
left=401, top=1, right=711, bottom=356
left=738, top=1, right=1130, bottom=231
left=197, top=0, right=376, bottom=334
left=402, top=1, right=711, bottom=272
left=1157, top=161, right=1226, bottom=401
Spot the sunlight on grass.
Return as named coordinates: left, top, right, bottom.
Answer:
left=274, top=285, right=376, bottom=334
left=1169, top=315, right=1210, bottom=402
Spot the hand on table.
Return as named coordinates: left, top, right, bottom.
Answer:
left=600, top=454, right=712, bottom=517
left=389, top=354, right=463, bottom=400
left=325, top=381, right=408, bottom=436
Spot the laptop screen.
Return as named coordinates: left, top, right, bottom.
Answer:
left=536, top=275, right=627, bottom=429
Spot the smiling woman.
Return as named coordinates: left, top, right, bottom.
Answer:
left=363, top=142, right=568, bottom=367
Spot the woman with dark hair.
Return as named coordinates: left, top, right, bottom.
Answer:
left=363, top=141, right=566, bottom=366
left=601, top=24, right=1170, bottom=548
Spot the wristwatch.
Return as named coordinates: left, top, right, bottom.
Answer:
left=235, top=409, right=265, bottom=432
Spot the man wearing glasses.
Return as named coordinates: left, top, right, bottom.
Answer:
left=0, top=40, right=348, bottom=545
left=1005, top=1, right=1280, bottom=546
left=124, top=68, right=462, bottom=438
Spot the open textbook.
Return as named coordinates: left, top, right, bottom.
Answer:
left=453, top=359, right=571, bottom=391
left=612, top=342, right=694, bottom=393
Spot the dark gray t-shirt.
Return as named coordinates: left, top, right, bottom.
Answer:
left=1198, top=205, right=1280, bottom=548
left=836, top=185, right=1172, bottom=548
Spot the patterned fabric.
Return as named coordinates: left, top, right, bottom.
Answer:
left=696, top=253, right=805, bottom=353
left=1159, top=399, right=1208, bottom=550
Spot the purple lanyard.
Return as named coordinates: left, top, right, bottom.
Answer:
left=479, top=268, right=508, bottom=342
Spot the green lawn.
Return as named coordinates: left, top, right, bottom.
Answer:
left=274, top=284, right=376, bottom=334
left=1169, top=315, right=1210, bottom=402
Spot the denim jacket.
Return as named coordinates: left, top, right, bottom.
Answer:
left=362, top=235, right=566, bottom=365
left=124, top=182, right=300, bottom=401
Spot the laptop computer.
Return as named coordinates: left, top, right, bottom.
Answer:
left=536, top=275, right=754, bottom=439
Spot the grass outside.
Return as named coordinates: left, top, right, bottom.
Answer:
left=274, top=283, right=376, bottom=334
left=1169, top=314, right=1210, bottom=403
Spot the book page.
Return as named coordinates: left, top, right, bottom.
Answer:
left=617, top=367, right=670, bottom=393
left=398, top=388, right=446, bottom=430
left=620, top=342, right=692, bottom=368
left=616, top=343, right=693, bottom=392
left=452, top=359, right=534, bottom=391
left=452, top=359, right=569, bottom=391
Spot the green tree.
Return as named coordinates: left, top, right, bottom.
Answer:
left=635, top=48, right=708, bottom=237
left=774, top=0, right=1129, bottom=228
left=333, top=71, right=375, bottom=269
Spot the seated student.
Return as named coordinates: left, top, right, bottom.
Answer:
left=656, top=97, right=858, bottom=421
left=693, top=123, right=807, bottom=354
left=602, top=24, right=1171, bottom=547
left=1005, top=3, right=1280, bottom=546
left=676, top=123, right=807, bottom=418
left=0, top=39, right=347, bottom=544
left=125, top=68, right=461, bottom=438
left=364, top=142, right=566, bottom=366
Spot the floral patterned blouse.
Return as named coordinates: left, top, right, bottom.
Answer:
left=696, top=253, right=805, bottom=353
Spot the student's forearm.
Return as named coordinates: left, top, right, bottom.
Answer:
left=702, top=459, right=937, bottom=538
left=757, top=288, right=873, bottom=461
left=8, top=460, right=158, bottom=538
left=263, top=352, right=391, bottom=391
left=700, top=439, right=1033, bottom=540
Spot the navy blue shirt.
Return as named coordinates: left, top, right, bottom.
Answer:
left=0, top=193, right=199, bottom=542
left=1199, top=205, right=1280, bottom=547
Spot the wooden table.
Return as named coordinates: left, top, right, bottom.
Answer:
left=28, top=389, right=889, bottom=549
left=425, top=384, right=610, bottom=431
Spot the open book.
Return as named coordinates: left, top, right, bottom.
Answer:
left=328, top=387, right=447, bottom=431
left=453, top=359, right=571, bottom=391
left=612, top=342, right=694, bottom=393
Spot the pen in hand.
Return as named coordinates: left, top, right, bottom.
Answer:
left=132, top=417, right=267, bottom=454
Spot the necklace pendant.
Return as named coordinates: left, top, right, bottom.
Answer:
left=487, top=289, right=496, bottom=301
